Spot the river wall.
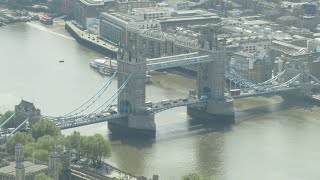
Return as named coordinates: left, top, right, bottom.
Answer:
left=65, top=22, right=117, bottom=58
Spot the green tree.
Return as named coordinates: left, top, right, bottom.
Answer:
left=82, top=134, right=111, bottom=167
left=31, top=119, right=60, bottom=140
left=65, top=131, right=82, bottom=159
left=33, top=149, right=49, bottom=162
left=182, top=173, right=215, bottom=180
left=35, top=135, right=56, bottom=152
left=24, top=142, right=36, bottom=159
left=0, top=110, right=14, bottom=128
left=6, top=131, right=34, bottom=156
left=35, top=172, right=53, bottom=180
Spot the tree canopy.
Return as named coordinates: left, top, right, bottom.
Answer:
left=65, top=131, right=83, bottom=159
left=182, top=173, right=216, bottom=180
left=65, top=131, right=111, bottom=167
left=0, top=110, right=15, bottom=128
left=35, top=172, right=53, bottom=180
left=31, top=119, right=60, bottom=140
left=6, top=131, right=34, bottom=156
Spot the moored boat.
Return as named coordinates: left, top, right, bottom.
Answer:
left=39, top=15, right=53, bottom=25
left=90, top=57, right=116, bottom=69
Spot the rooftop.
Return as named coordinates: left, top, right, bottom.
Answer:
left=79, top=0, right=104, bottom=6
left=132, top=7, right=174, bottom=13
left=18, top=100, right=36, bottom=109
left=0, top=161, right=48, bottom=177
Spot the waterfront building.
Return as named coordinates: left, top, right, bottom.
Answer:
left=230, top=45, right=272, bottom=83
left=131, top=7, right=175, bottom=20
left=100, top=11, right=161, bottom=45
left=159, top=10, right=220, bottom=30
left=114, top=0, right=154, bottom=13
left=99, top=9, right=220, bottom=46
left=72, top=0, right=105, bottom=29
left=86, top=17, right=100, bottom=35
left=270, top=39, right=320, bottom=81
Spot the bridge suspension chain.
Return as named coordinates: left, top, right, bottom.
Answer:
left=0, top=112, right=15, bottom=128
left=257, top=70, right=286, bottom=86
left=60, top=74, right=132, bottom=122
left=58, top=71, right=118, bottom=118
left=309, top=74, right=320, bottom=84
left=9, top=117, right=29, bottom=136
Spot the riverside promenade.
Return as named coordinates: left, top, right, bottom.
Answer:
left=65, top=21, right=118, bottom=58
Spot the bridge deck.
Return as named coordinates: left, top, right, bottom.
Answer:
left=146, top=53, right=212, bottom=71
left=55, top=114, right=127, bottom=129
left=150, top=97, right=207, bottom=113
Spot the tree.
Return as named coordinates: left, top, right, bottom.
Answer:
left=35, top=135, right=56, bottom=152
left=65, top=131, right=82, bottom=159
left=33, top=149, right=49, bottom=162
left=0, top=110, right=14, bottom=128
left=35, top=172, right=53, bottom=180
left=182, top=173, right=215, bottom=180
left=6, top=131, right=34, bottom=156
left=82, top=134, right=111, bottom=167
left=31, top=119, right=60, bottom=140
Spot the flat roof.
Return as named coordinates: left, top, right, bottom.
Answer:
left=160, top=15, right=219, bottom=23
left=79, top=0, right=104, bottom=6
left=132, top=7, right=173, bottom=13
left=0, top=161, right=48, bottom=176
left=272, top=40, right=304, bottom=50
left=232, top=52, right=252, bottom=58
left=243, top=20, right=273, bottom=26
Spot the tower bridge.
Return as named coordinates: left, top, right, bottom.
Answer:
left=3, top=35, right=320, bottom=137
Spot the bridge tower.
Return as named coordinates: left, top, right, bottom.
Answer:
left=108, top=42, right=156, bottom=137
left=187, top=33, right=235, bottom=123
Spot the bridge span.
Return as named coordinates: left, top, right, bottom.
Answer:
left=4, top=32, right=320, bottom=138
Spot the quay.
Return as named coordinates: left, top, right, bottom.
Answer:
left=65, top=21, right=118, bottom=58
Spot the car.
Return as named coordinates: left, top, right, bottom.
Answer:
left=200, top=95, right=208, bottom=100
left=173, top=100, right=178, bottom=103
left=182, top=98, right=188, bottom=102
left=102, top=112, right=111, bottom=117
left=161, top=99, right=170, bottom=105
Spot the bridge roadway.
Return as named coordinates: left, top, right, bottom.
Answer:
left=50, top=86, right=300, bottom=129
left=54, top=114, right=127, bottom=130
left=150, top=96, right=207, bottom=114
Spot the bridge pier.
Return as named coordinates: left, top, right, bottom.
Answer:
left=187, top=99, right=235, bottom=124
left=108, top=114, right=156, bottom=138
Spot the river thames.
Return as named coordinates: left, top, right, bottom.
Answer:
left=1, top=22, right=320, bottom=180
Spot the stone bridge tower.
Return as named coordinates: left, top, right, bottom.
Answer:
left=108, top=42, right=156, bottom=137
left=187, top=31, right=235, bottom=123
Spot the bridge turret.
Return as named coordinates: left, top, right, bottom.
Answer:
left=109, top=40, right=156, bottom=137
left=188, top=30, right=235, bottom=123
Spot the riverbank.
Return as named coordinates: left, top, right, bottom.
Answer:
left=65, top=21, right=118, bottom=58
left=0, top=8, right=39, bottom=26
left=3, top=21, right=320, bottom=180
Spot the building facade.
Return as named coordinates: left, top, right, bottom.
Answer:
left=230, top=47, right=273, bottom=83
left=72, top=0, right=105, bottom=28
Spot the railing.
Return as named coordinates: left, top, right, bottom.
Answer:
left=150, top=97, right=207, bottom=114
left=58, top=114, right=127, bottom=129
left=146, top=53, right=213, bottom=71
